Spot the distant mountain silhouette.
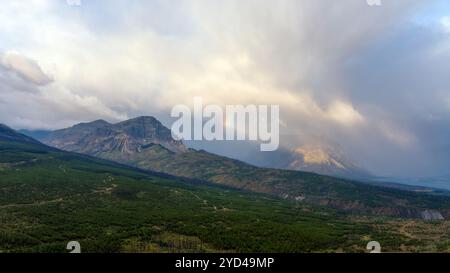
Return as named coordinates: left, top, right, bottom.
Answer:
left=0, top=124, right=42, bottom=144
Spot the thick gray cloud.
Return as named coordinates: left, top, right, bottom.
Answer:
left=0, top=0, right=449, bottom=177
left=337, top=20, right=450, bottom=176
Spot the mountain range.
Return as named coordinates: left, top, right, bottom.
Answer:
left=1, top=122, right=450, bottom=252
left=0, top=124, right=354, bottom=252
left=27, top=116, right=450, bottom=220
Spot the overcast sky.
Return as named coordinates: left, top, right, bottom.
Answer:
left=1, top=0, right=450, bottom=177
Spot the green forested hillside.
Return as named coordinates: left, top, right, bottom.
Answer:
left=1, top=126, right=449, bottom=253
left=0, top=139, right=358, bottom=252
left=41, top=118, right=450, bottom=220
left=96, top=144, right=450, bottom=219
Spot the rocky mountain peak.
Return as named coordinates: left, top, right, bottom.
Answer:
left=42, top=117, right=188, bottom=156
left=72, top=119, right=110, bottom=129
left=287, top=145, right=371, bottom=179
left=115, top=116, right=172, bottom=140
left=293, top=146, right=347, bottom=169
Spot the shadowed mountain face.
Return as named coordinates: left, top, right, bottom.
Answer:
left=17, top=129, right=51, bottom=140
left=38, top=117, right=450, bottom=220
left=0, top=124, right=41, bottom=144
left=43, top=117, right=188, bottom=155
